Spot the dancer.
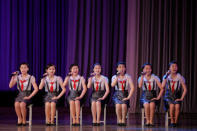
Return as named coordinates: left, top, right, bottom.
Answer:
left=9, top=63, right=38, bottom=126
left=87, top=63, right=110, bottom=126
left=39, top=64, right=66, bottom=126
left=138, top=63, right=163, bottom=126
left=162, top=61, right=187, bottom=127
left=111, top=62, right=135, bottom=126
left=63, top=64, right=87, bottom=126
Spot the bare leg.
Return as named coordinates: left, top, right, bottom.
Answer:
left=91, top=101, right=97, bottom=123
left=70, top=100, right=76, bottom=124
left=169, top=104, right=175, bottom=124
left=75, top=100, right=80, bottom=124
left=15, top=102, right=22, bottom=124
left=45, top=102, right=51, bottom=123
left=115, top=104, right=122, bottom=123
left=149, top=102, right=155, bottom=124
left=20, top=102, right=27, bottom=124
left=96, top=101, right=101, bottom=123
left=175, top=104, right=180, bottom=124
left=121, top=104, right=127, bottom=123
left=144, top=103, right=150, bottom=124
left=51, top=102, right=56, bottom=124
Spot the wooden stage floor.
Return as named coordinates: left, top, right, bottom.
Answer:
left=0, top=107, right=196, bottom=131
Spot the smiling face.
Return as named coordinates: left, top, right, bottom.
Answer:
left=20, top=64, right=29, bottom=75
left=143, top=65, right=152, bottom=76
left=93, top=65, right=101, bottom=75
left=46, top=66, right=56, bottom=76
left=117, top=64, right=126, bottom=75
left=169, top=63, right=178, bottom=74
left=71, top=66, right=79, bottom=76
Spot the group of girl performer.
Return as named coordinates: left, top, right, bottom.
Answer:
left=138, top=61, right=187, bottom=127
left=9, top=61, right=187, bottom=127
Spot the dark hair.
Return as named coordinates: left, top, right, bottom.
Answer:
left=141, top=63, right=152, bottom=70
left=45, top=64, right=56, bottom=71
left=116, top=61, right=126, bottom=68
left=93, top=63, right=101, bottom=69
left=69, top=64, right=79, bottom=72
left=168, top=61, right=178, bottom=68
left=19, top=62, right=29, bottom=68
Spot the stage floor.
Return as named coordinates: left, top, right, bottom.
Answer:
left=0, top=107, right=196, bottom=131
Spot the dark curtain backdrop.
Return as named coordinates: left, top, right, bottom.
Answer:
left=127, top=0, right=197, bottom=113
left=1, top=0, right=196, bottom=113
left=0, top=0, right=128, bottom=106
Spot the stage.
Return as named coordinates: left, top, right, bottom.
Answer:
left=0, top=107, right=196, bottom=131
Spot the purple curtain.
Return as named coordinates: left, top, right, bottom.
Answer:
left=127, top=0, right=197, bottom=113
left=126, top=0, right=137, bottom=113
left=0, top=0, right=128, bottom=106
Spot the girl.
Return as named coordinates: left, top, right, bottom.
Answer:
left=111, top=62, right=135, bottom=126
left=138, top=63, right=163, bottom=126
left=9, top=63, right=38, bottom=126
left=87, top=63, right=110, bottom=126
left=63, top=64, right=87, bottom=126
left=162, top=61, right=187, bottom=127
left=39, top=64, right=66, bottom=126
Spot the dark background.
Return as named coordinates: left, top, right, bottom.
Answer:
left=0, top=0, right=196, bottom=113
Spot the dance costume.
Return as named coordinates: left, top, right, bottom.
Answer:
left=67, top=75, right=85, bottom=101
left=43, top=76, right=63, bottom=103
left=112, top=74, right=131, bottom=105
left=163, top=73, right=185, bottom=109
left=90, top=75, right=108, bottom=102
left=14, top=74, right=35, bottom=104
left=138, top=74, right=160, bottom=105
